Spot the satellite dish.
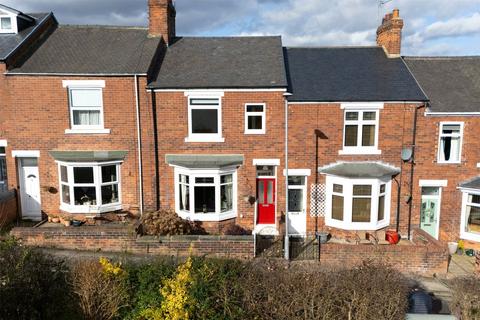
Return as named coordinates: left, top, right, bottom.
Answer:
left=401, top=148, right=413, bottom=161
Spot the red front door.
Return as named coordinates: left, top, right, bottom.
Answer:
left=257, top=178, right=276, bottom=224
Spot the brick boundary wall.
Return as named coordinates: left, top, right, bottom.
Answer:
left=10, top=226, right=254, bottom=259
left=0, top=190, right=17, bottom=229
left=318, top=228, right=449, bottom=275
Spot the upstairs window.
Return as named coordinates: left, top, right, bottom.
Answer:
left=340, top=103, right=383, bottom=155
left=186, top=96, right=224, bottom=142
left=438, top=123, right=463, bottom=163
left=63, top=80, right=108, bottom=134
left=245, top=104, right=266, bottom=134
left=0, top=147, right=7, bottom=192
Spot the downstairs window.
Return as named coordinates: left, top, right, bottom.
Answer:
left=326, top=176, right=391, bottom=230
left=0, top=147, right=7, bottom=192
left=175, top=167, right=237, bottom=221
left=58, top=162, right=121, bottom=214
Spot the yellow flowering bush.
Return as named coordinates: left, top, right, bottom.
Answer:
left=99, top=257, right=124, bottom=277
left=139, top=256, right=195, bottom=320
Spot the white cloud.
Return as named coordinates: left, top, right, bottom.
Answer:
left=2, top=0, right=480, bottom=55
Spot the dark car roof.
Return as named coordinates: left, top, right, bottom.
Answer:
left=404, top=56, right=480, bottom=113
left=284, top=46, right=427, bottom=102
left=8, top=25, right=161, bottom=75
left=0, top=12, right=51, bottom=61
left=148, top=36, right=288, bottom=89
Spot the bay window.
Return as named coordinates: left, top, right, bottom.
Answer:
left=460, top=191, right=480, bottom=242
left=438, top=122, right=463, bottom=163
left=174, top=167, right=237, bottom=221
left=58, top=162, right=121, bottom=214
left=326, top=176, right=391, bottom=230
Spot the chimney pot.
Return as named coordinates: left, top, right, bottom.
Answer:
left=376, top=8, right=404, bottom=57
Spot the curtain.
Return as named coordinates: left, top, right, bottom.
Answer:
left=221, top=184, right=232, bottom=212
left=73, top=110, right=101, bottom=126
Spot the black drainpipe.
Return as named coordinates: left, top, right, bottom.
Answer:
left=407, top=103, right=426, bottom=240
left=151, top=90, right=161, bottom=210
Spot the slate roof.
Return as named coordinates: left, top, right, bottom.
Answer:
left=148, top=36, right=287, bottom=89
left=0, top=12, right=51, bottom=61
left=459, top=176, right=480, bottom=190
left=404, top=57, right=480, bottom=113
left=319, top=161, right=400, bottom=178
left=284, top=47, right=427, bottom=102
left=9, top=25, right=161, bottom=74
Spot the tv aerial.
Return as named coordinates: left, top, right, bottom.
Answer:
left=378, top=0, right=394, bottom=18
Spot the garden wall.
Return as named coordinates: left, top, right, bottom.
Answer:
left=318, top=228, right=449, bottom=275
left=0, top=190, right=17, bottom=229
left=10, top=226, right=254, bottom=259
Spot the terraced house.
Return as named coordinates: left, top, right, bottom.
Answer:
left=0, top=1, right=479, bottom=250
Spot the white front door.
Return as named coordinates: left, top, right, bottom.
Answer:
left=19, top=158, right=42, bottom=221
left=287, top=175, right=307, bottom=235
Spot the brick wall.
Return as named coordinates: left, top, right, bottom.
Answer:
left=154, top=91, right=286, bottom=232
left=414, top=115, right=480, bottom=243
left=318, top=228, right=449, bottom=275
left=288, top=102, right=421, bottom=236
left=0, top=75, right=155, bottom=218
left=10, top=226, right=254, bottom=259
left=0, top=190, right=17, bottom=229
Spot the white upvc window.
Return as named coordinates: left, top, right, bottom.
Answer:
left=0, top=146, right=7, bottom=192
left=62, top=80, right=109, bottom=134
left=339, top=103, right=383, bottom=155
left=460, top=190, right=480, bottom=242
left=245, top=103, right=266, bottom=134
left=0, top=10, right=16, bottom=34
left=325, top=175, right=391, bottom=230
left=174, top=167, right=237, bottom=221
left=185, top=95, right=224, bottom=142
left=57, top=161, right=122, bottom=214
left=437, top=122, right=463, bottom=164
left=287, top=175, right=307, bottom=214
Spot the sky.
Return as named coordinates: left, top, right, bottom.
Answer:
left=2, top=0, right=480, bottom=56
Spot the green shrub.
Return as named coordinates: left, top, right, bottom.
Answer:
left=0, top=237, right=73, bottom=320
left=122, top=259, right=176, bottom=319
left=450, top=276, right=480, bottom=320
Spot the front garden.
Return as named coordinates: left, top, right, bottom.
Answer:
left=2, top=237, right=479, bottom=320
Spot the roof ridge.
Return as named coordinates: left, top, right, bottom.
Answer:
left=59, top=24, right=148, bottom=30
left=179, top=35, right=281, bottom=39
left=404, top=56, right=480, bottom=60
left=285, top=45, right=379, bottom=49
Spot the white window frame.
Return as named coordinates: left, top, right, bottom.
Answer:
left=57, top=161, right=122, bottom=214
left=325, top=175, right=391, bottom=230
left=437, top=122, right=463, bottom=164
left=0, top=145, right=7, bottom=192
left=185, top=93, right=225, bottom=143
left=339, top=103, right=383, bottom=155
left=287, top=175, right=308, bottom=214
left=460, top=189, right=480, bottom=242
left=62, top=80, right=109, bottom=134
left=0, top=11, right=16, bottom=34
left=174, top=166, right=237, bottom=221
left=244, top=103, right=266, bottom=134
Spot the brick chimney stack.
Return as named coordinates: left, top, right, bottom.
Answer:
left=148, top=0, right=176, bottom=45
left=376, top=9, right=404, bottom=57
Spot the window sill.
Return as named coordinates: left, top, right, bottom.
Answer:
left=325, top=218, right=389, bottom=231
left=339, top=148, right=382, bottom=155
left=244, top=131, right=266, bottom=135
left=184, top=136, right=225, bottom=143
left=65, top=129, right=111, bottom=135
left=60, top=203, right=122, bottom=214
left=177, top=210, right=236, bottom=222
left=436, top=161, right=461, bottom=165
left=460, top=231, right=480, bottom=243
